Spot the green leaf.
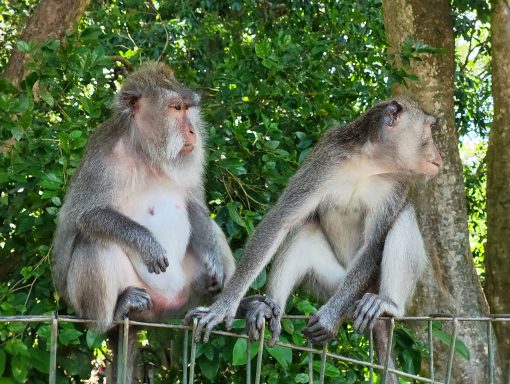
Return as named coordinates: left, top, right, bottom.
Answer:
left=282, top=319, right=294, bottom=335
left=16, top=40, right=30, bottom=52
left=11, top=355, right=29, bottom=382
left=5, top=340, right=30, bottom=357
left=30, top=348, right=50, bottom=374
left=250, top=269, right=266, bottom=289
left=227, top=202, right=246, bottom=228
left=58, top=328, right=83, bottom=346
left=294, top=373, right=309, bottom=383
left=199, top=356, right=220, bottom=380
left=312, top=361, right=340, bottom=377
left=433, top=328, right=470, bottom=359
left=266, top=344, right=292, bottom=368
left=86, top=328, right=105, bottom=349
left=0, top=349, right=6, bottom=376
left=232, top=338, right=258, bottom=366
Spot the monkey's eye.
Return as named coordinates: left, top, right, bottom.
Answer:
left=170, top=104, right=182, bottom=111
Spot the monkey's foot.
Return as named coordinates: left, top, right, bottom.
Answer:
left=302, top=306, right=340, bottom=345
left=243, top=296, right=282, bottom=346
left=353, top=293, right=400, bottom=333
left=184, top=301, right=235, bottom=343
left=114, top=287, right=153, bottom=320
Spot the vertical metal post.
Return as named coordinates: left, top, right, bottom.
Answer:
left=116, top=317, right=129, bottom=384
left=487, top=320, right=494, bottom=384
left=445, top=318, right=458, bottom=384
left=254, top=322, right=265, bottom=384
left=247, top=338, right=252, bottom=384
left=189, top=318, right=198, bottom=384
left=319, top=344, right=327, bottom=384
left=381, top=318, right=395, bottom=384
left=368, top=329, right=374, bottom=384
left=183, top=325, right=189, bottom=384
left=428, top=319, right=435, bottom=381
left=49, top=314, right=58, bottom=384
left=308, top=341, right=314, bottom=384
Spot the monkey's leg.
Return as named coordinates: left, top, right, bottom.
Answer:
left=353, top=206, right=426, bottom=383
left=66, top=237, right=121, bottom=332
left=353, top=206, right=426, bottom=332
left=246, top=222, right=345, bottom=345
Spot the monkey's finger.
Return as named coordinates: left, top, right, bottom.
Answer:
left=202, top=322, right=216, bottom=343
left=366, top=310, right=384, bottom=331
left=356, top=300, right=381, bottom=333
left=194, top=318, right=209, bottom=342
left=306, top=314, right=319, bottom=328
left=256, top=311, right=266, bottom=331
left=184, top=307, right=209, bottom=324
left=304, top=318, right=325, bottom=334
left=163, top=257, right=169, bottom=268
left=308, top=333, right=331, bottom=345
left=247, top=320, right=260, bottom=341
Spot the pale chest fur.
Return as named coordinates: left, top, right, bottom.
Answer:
left=319, top=160, right=396, bottom=267
left=116, top=172, right=194, bottom=296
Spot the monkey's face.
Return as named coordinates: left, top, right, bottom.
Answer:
left=383, top=100, right=443, bottom=177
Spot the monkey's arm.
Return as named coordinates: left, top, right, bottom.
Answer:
left=186, top=154, right=334, bottom=342
left=77, top=207, right=169, bottom=273
left=187, top=200, right=227, bottom=293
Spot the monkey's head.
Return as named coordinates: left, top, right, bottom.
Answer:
left=114, top=62, right=204, bottom=165
left=374, top=98, right=443, bottom=177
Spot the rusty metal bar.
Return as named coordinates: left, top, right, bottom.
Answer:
left=382, top=318, right=395, bottom=384
left=444, top=318, right=459, bottom=384
left=49, top=313, right=58, bottom=384
left=254, top=322, right=265, bottom=384
left=368, top=328, right=374, bottom=384
left=319, top=344, right=327, bottom=384
left=428, top=319, right=435, bottom=381
left=189, top=318, right=198, bottom=384
left=308, top=341, right=314, bottom=384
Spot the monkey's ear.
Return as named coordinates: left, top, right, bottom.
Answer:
left=383, top=100, right=403, bottom=127
left=117, top=89, right=141, bottom=114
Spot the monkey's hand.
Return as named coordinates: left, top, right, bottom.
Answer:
left=303, top=305, right=341, bottom=345
left=353, top=293, right=400, bottom=333
left=184, top=300, right=236, bottom=343
left=242, top=295, right=282, bottom=346
left=141, top=239, right=169, bottom=274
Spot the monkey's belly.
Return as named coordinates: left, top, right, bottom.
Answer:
left=121, top=187, right=192, bottom=296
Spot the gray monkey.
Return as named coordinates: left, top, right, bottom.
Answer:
left=52, top=62, right=235, bottom=381
left=186, top=98, right=442, bottom=382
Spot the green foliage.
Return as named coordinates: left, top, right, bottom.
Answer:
left=0, top=0, right=484, bottom=382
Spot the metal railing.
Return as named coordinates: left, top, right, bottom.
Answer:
left=0, top=314, right=507, bottom=383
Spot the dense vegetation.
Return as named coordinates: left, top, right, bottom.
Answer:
left=0, top=0, right=490, bottom=382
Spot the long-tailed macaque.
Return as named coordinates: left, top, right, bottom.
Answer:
left=52, top=62, right=235, bottom=381
left=186, top=98, right=442, bottom=383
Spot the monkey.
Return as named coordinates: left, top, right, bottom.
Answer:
left=186, top=97, right=442, bottom=382
left=51, top=62, right=236, bottom=381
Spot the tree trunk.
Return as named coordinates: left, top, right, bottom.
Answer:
left=486, top=0, right=510, bottom=378
left=382, top=0, right=499, bottom=382
left=3, top=0, right=91, bottom=85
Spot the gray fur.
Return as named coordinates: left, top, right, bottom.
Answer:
left=52, top=62, right=235, bottom=382
left=186, top=96, right=441, bottom=379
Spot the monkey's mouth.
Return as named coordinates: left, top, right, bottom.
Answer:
left=180, top=144, right=194, bottom=154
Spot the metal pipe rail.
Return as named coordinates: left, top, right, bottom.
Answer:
left=0, top=314, right=507, bottom=384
